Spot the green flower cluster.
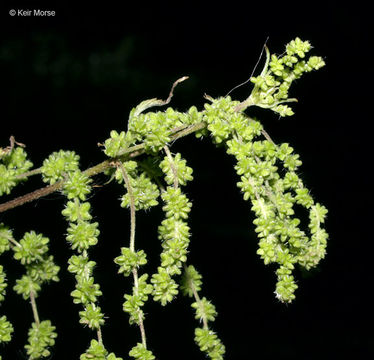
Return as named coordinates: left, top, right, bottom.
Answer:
left=13, top=231, right=50, bottom=265
left=114, top=161, right=156, bottom=359
left=120, top=172, right=159, bottom=211
left=115, top=247, right=147, bottom=277
left=80, top=339, right=123, bottom=360
left=128, top=106, right=203, bottom=153
left=181, top=265, right=225, bottom=360
left=0, top=265, right=7, bottom=303
left=9, top=230, right=59, bottom=357
left=0, top=225, right=14, bottom=345
left=238, top=37, right=325, bottom=117
left=41, top=150, right=80, bottom=184
left=12, top=231, right=60, bottom=300
left=0, top=144, right=33, bottom=196
left=0, top=315, right=13, bottom=344
left=104, top=130, right=133, bottom=158
left=25, top=320, right=57, bottom=360
left=114, top=244, right=153, bottom=326
left=203, top=96, right=261, bottom=145
left=103, top=105, right=203, bottom=158
left=129, top=343, right=155, bottom=360
left=204, top=95, right=328, bottom=303
left=159, top=152, right=193, bottom=186
left=62, top=172, right=104, bottom=318
left=151, top=152, right=193, bottom=305
left=63, top=170, right=93, bottom=201
left=0, top=223, right=12, bottom=255
left=61, top=164, right=121, bottom=357
left=0, top=37, right=328, bottom=359
left=122, top=274, right=153, bottom=325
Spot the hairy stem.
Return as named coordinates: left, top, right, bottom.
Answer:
left=117, top=161, right=147, bottom=348
left=117, top=162, right=136, bottom=252
left=163, top=145, right=179, bottom=189
left=29, top=290, right=40, bottom=327
left=0, top=122, right=207, bottom=214
left=183, top=264, right=208, bottom=330
left=97, top=326, right=103, bottom=345
left=15, top=167, right=42, bottom=179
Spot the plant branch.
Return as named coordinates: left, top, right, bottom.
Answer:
left=0, top=122, right=207, bottom=214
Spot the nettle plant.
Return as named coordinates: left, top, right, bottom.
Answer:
left=0, top=38, right=328, bottom=359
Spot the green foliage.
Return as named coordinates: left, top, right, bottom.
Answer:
left=0, top=38, right=327, bottom=359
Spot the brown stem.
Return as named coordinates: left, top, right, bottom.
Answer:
left=0, top=181, right=63, bottom=213
left=0, top=122, right=207, bottom=214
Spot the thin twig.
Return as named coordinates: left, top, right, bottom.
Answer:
left=117, top=161, right=148, bottom=348
left=116, top=162, right=136, bottom=252
left=183, top=264, right=208, bottom=330
left=29, top=291, right=40, bottom=327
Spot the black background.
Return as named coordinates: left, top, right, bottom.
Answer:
left=0, top=1, right=372, bottom=359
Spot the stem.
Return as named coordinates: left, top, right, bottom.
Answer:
left=132, top=267, right=147, bottom=348
left=15, top=167, right=42, bottom=179
left=117, top=162, right=136, bottom=252
left=117, top=161, right=147, bottom=348
left=0, top=122, right=207, bottom=214
left=233, top=96, right=255, bottom=112
left=29, top=290, right=40, bottom=327
left=163, top=145, right=179, bottom=189
left=97, top=326, right=103, bottom=345
left=183, top=264, right=208, bottom=330
left=0, top=181, right=63, bottom=214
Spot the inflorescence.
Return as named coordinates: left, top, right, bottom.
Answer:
left=0, top=38, right=327, bottom=360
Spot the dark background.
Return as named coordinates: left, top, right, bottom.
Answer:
left=0, top=1, right=371, bottom=359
